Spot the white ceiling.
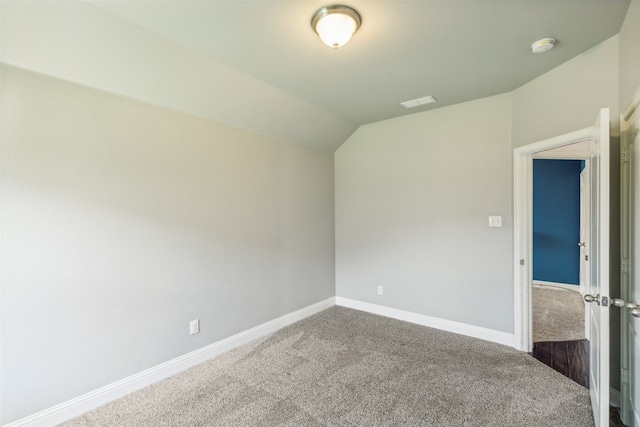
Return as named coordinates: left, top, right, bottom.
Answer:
left=2, top=1, right=628, bottom=151
left=92, top=0, right=630, bottom=127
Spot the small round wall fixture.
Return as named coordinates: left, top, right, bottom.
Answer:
left=531, top=38, right=556, bottom=54
left=311, top=4, right=361, bottom=49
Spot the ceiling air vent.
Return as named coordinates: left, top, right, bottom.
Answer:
left=400, top=95, right=437, bottom=109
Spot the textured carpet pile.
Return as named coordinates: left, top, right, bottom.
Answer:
left=532, top=286, right=585, bottom=342
left=61, top=306, right=593, bottom=426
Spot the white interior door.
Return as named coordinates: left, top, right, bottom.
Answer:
left=629, top=129, right=640, bottom=427
left=623, top=93, right=640, bottom=427
left=623, top=113, right=640, bottom=426
left=579, top=166, right=591, bottom=340
left=585, top=108, right=610, bottom=427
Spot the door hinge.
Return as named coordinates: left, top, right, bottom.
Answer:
left=622, top=368, right=629, bottom=384
left=622, top=146, right=630, bottom=163
left=622, top=258, right=629, bottom=273
left=520, top=259, right=525, bottom=266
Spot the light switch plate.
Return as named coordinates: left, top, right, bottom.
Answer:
left=488, top=216, right=503, bottom=228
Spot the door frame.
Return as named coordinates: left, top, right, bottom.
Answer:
left=580, top=164, right=592, bottom=341
left=580, top=164, right=592, bottom=297
left=513, top=128, right=593, bottom=352
left=619, top=86, right=640, bottom=427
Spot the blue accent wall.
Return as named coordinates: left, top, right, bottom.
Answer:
left=533, top=159, right=582, bottom=285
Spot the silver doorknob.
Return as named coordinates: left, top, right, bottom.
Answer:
left=578, top=242, right=586, bottom=247
left=584, top=294, right=599, bottom=304
left=624, top=302, right=640, bottom=317
left=612, top=298, right=626, bottom=307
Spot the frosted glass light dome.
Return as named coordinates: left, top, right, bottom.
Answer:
left=312, top=5, right=361, bottom=49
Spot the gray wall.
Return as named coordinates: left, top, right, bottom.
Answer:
left=511, top=35, right=620, bottom=148
left=619, top=0, right=640, bottom=107
left=0, top=65, right=336, bottom=424
left=335, top=94, right=514, bottom=333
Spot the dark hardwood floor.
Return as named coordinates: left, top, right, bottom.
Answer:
left=531, top=340, right=627, bottom=426
left=531, top=339, right=589, bottom=388
left=610, top=406, right=626, bottom=427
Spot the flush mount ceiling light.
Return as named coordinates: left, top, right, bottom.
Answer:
left=531, top=38, right=556, bottom=54
left=311, top=5, right=361, bottom=49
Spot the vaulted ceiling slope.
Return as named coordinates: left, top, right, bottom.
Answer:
left=2, top=1, right=631, bottom=151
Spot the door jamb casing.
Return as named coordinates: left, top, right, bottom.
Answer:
left=619, top=87, right=640, bottom=426
left=580, top=164, right=592, bottom=341
left=513, top=128, right=593, bottom=352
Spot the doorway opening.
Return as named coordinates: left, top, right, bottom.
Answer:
left=529, top=153, right=591, bottom=387
left=514, top=108, right=611, bottom=427
left=514, top=132, right=594, bottom=353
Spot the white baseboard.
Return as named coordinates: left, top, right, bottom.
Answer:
left=532, top=281, right=580, bottom=292
left=3, top=297, right=335, bottom=427
left=335, top=297, right=515, bottom=348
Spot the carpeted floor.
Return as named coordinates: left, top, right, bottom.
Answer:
left=61, top=306, right=593, bottom=426
left=533, top=286, right=585, bottom=342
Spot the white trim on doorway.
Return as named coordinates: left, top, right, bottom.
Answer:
left=513, top=128, right=593, bottom=352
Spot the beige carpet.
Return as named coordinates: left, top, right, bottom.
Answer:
left=533, top=286, right=585, bottom=342
left=61, top=306, right=593, bottom=426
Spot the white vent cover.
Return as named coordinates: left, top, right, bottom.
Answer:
left=401, top=95, right=437, bottom=109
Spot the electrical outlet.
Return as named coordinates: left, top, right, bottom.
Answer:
left=377, top=285, right=383, bottom=295
left=190, top=319, right=199, bottom=335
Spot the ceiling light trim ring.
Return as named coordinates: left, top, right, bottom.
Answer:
left=311, top=5, right=362, bottom=35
